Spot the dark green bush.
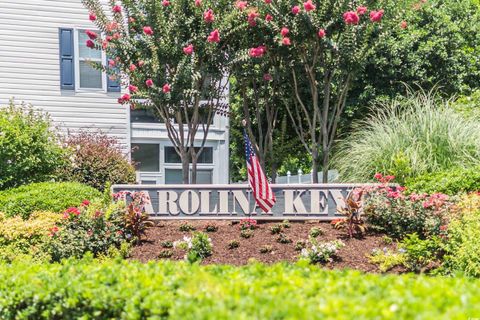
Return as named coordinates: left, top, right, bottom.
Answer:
left=0, top=259, right=479, bottom=319
left=59, top=131, right=136, bottom=191
left=0, top=182, right=101, bottom=219
left=406, top=166, right=480, bottom=195
left=0, top=101, right=68, bottom=190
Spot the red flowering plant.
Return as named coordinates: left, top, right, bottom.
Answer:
left=361, top=173, right=453, bottom=239
left=239, top=218, right=258, bottom=230
left=233, top=0, right=400, bottom=182
left=49, top=199, right=126, bottom=261
left=82, top=0, right=241, bottom=183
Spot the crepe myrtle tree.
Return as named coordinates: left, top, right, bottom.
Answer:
left=230, top=2, right=299, bottom=182
left=82, top=0, right=241, bottom=183
left=248, top=0, right=393, bottom=182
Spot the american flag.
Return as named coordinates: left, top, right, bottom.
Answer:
left=243, top=129, right=276, bottom=213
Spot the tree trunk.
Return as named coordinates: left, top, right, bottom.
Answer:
left=191, top=157, right=198, bottom=184
left=270, top=162, right=278, bottom=184
left=311, top=147, right=319, bottom=183
left=322, top=149, right=329, bottom=183
left=181, top=152, right=190, bottom=184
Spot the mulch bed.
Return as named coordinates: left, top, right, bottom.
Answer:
left=130, top=220, right=398, bottom=273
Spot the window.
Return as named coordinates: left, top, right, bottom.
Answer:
left=130, top=109, right=163, bottom=123
left=164, top=147, right=213, bottom=164
left=131, top=144, right=160, bottom=172
left=76, top=30, right=104, bottom=90
left=164, top=169, right=213, bottom=184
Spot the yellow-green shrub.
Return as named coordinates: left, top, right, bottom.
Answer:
left=440, top=193, right=480, bottom=277
left=0, top=211, right=61, bottom=262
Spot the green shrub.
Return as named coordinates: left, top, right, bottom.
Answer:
left=440, top=194, right=480, bottom=277
left=0, top=211, right=61, bottom=262
left=0, top=101, right=68, bottom=190
left=406, top=166, right=480, bottom=195
left=1, top=259, right=480, bottom=319
left=174, top=232, right=213, bottom=263
left=58, top=131, right=136, bottom=191
left=334, top=91, right=480, bottom=184
left=48, top=202, right=126, bottom=262
left=0, top=182, right=101, bottom=219
left=362, top=180, right=452, bottom=239
left=399, top=234, right=443, bottom=273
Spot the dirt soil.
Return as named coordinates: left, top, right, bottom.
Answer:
left=130, top=220, right=398, bottom=273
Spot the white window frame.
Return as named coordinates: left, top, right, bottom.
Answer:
left=74, top=28, right=107, bottom=92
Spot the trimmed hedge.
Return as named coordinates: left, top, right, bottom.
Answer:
left=0, top=259, right=479, bottom=319
left=0, top=182, right=101, bottom=219
left=406, top=166, right=480, bottom=195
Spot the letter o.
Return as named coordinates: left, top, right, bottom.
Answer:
left=179, top=190, right=200, bottom=215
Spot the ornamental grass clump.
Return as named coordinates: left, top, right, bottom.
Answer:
left=335, top=90, right=480, bottom=184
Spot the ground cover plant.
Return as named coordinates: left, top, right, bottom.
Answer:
left=0, top=182, right=101, bottom=219
left=0, top=258, right=479, bottom=319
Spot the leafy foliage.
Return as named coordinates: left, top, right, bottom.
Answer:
left=440, top=193, right=480, bottom=277
left=335, top=91, right=480, bottom=184
left=362, top=175, right=452, bottom=239
left=0, top=182, right=101, bottom=219
left=1, top=259, right=480, bottom=319
left=300, top=238, right=345, bottom=264
left=0, top=211, right=61, bottom=262
left=406, top=166, right=480, bottom=195
left=174, top=232, right=213, bottom=263
left=59, top=131, right=136, bottom=191
left=0, top=101, right=68, bottom=190
left=399, top=233, right=443, bottom=273
left=335, top=189, right=367, bottom=237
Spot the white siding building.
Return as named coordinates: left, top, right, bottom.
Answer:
left=0, top=0, right=230, bottom=184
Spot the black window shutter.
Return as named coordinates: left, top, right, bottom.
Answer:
left=59, top=28, right=75, bottom=90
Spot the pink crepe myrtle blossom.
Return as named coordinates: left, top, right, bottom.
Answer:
left=281, top=27, right=289, bottom=37
left=106, top=22, right=119, bottom=32
left=236, top=0, right=247, bottom=10
left=195, top=0, right=202, bottom=6
left=303, top=0, right=316, bottom=12
left=265, top=14, right=273, bottom=22
left=112, top=5, right=122, bottom=13
left=138, top=60, right=145, bottom=67
left=183, top=44, right=194, bottom=55
left=129, top=64, right=137, bottom=72
left=264, top=0, right=272, bottom=3
left=247, top=11, right=259, bottom=27
left=401, top=20, right=408, bottom=29
left=263, top=73, right=273, bottom=81
left=162, top=83, right=171, bottom=93
left=143, top=26, right=154, bottom=35
left=356, top=6, right=367, bottom=15
left=146, top=79, right=154, bottom=87
left=108, top=59, right=116, bottom=67
left=81, top=200, right=91, bottom=206
left=343, top=11, right=360, bottom=24
left=85, top=30, right=98, bottom=40
left=369, top=9, right=384, bottom=23
left=128, top=85, right=139, bottom=93
left=89, top=12, right=97, bottom=21
left=249, top=45, right=266, bottom=58
left=318, top=28, right=326, bottom=38
left=204, top=9, right=214, bottom=23
left=86, top=39, right=95, bottom=48
left=121, top=93, right=131, bottom=101
left=282, top=37, right=291, bottom=45
left=292, top=5, right=300, bottom=15
left=162, top=0, right=170, bottom=6
left=207, top=29, right=220, bottom=43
